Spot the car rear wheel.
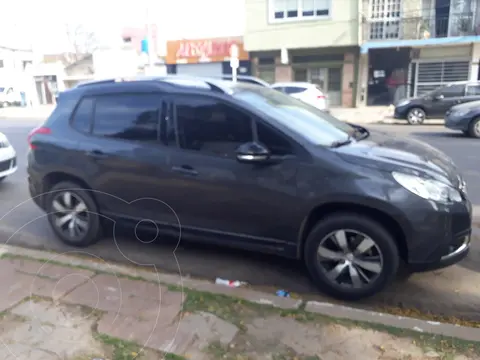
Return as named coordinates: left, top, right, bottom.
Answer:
left=46, top=181, right=102, bottom=247
left=467, top=117, right=480, bottom=138
left=406, top=108, right=426, bottom=125
left=304, top=213, right=399, bottom=300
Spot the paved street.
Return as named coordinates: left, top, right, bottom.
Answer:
left=0, top=118, right=480, bottom=321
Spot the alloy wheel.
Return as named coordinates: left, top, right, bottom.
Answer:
left=474, top=120, right=480, bottom=137
left=407, top=109, right=425, bottom=124
left=316, top=229, right=384, bottom=289
left=51, top=191, right=90, bottom=240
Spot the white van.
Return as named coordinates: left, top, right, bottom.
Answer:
left=0, top=87, right=22, bottom=107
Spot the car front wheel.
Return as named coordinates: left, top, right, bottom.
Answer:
left=46, top=181, right=103, bottom=247
left=406, top=108, right=426, bottom=125
left=304, top=213, right=399, bottom=300
left=467, top=117, right=480, bottom=138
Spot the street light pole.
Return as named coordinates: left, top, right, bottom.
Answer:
left=145, top=3, right=154, bottom=68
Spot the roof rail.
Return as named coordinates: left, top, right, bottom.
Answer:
left=76, top=79, right=116, bottom=88
left=74, top=75, right=230, bottom=94
left=158, top=76, right=229, bottom=94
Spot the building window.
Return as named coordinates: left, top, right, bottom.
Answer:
left=270, top=0, right=330, bottom=21
left=368, top=0, right=401, bottom=40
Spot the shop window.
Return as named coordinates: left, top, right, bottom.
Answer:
left=258, top=68, right=276, bottom=84
left=270, top=0, right=330, bottom=21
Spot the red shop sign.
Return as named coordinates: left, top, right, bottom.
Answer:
left=176, top=39, right=238, bottom=59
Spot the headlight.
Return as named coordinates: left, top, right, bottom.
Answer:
left=392, top=172, right=462, bottom=203
left=396, top=99, right=410, bottom=107
left=453, top=110, right=469, bottom=117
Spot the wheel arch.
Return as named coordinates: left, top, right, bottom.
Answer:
left=297, top=202, right=409, bottom=263
left=40, top=172, right=95, bottom=207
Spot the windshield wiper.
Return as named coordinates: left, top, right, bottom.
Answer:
left=330, top=137, right=353, bottom=148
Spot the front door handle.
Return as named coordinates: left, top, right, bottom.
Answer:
left=172, top=165, right=198, bottom=176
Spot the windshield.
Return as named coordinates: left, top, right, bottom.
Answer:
left=233, top=87, right=354, bottom=146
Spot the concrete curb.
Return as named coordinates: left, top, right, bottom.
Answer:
left=1, top=243, right=479, bottom=342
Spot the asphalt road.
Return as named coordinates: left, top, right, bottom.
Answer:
left=1, top=119, right=480, bottom=320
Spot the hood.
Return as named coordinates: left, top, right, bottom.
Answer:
left=334, top=130, right=460, bottom=186
left=450, top=100, right=480, bottom=112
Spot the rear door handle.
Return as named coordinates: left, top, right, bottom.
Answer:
left=172, top=165, right=198, bottom=176
left=86, top=150, right=108, bottom=158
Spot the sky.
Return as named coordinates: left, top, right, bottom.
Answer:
left=0, top=0, right=245, bottom=53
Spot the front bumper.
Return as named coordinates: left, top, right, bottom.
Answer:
left=0, top=155, right=17, bottom=178
left=394, top=107, right=408, bottom=119
left=403, top=195, right=472, bottom=272
left=444, top=114, right=470, bottom=131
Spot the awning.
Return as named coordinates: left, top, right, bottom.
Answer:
left=361, top=35, right=480, bottom=54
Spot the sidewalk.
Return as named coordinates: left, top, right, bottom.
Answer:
left=0, top=105, right=54, bottom=120
left=330, top=106, right=393, bottom=124
left=0, top=245, right=478, bottom=360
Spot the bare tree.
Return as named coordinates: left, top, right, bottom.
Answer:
left=65, top=23, right=99, bottom=63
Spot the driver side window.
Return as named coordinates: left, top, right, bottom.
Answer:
left=6, top=88, right=13, bottom=94
left=174, top=96, right=253, bottom=158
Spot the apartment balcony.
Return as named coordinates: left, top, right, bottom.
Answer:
left=365, top=12, right=480, bottom=42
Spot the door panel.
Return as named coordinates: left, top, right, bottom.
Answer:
left=79, top=94, right=177, bottom=224
left=168, top=150, right=300, bottom=242
left=166, top=94, right=301, bottom=243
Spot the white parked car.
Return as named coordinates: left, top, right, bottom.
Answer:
left=271, top=82, right=329, bottom=112
left=0, top=87, right=22, bottom=108
left=0, top=132, right=17, bottom=182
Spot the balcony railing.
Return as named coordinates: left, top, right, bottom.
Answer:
left=365, top=12, right=480, bottom=41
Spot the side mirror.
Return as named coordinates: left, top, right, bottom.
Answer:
left=236, top=142, right=270, bottom=163
left=434, top=94, right=444, bottom=100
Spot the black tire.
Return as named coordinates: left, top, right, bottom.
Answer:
left=406, top=107, right=426, bottom=125
left=304, top=213, right=399, bottom=300
left=46, top=181, right=102, bottom=247
left=467, top=117, right=480, bottom=138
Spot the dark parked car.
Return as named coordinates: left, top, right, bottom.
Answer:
left=394, top=81, right=480, bottom=125
left=445, top=100, right=480, bottom=138
left=27, top=76, right=472, bottom=301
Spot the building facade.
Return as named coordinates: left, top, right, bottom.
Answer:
left=244, top=0, right=361, bottom=107
left=165, top=37, right=251, bottom=77
left=358, top=0, right=480, bottom=106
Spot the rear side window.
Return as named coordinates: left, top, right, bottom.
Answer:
left=284, top=86, right=306, bottom=94
left=92, top=94, right=161, bottom=142
left=71, top=97, right=94, bottom=133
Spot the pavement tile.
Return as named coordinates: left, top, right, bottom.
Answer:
left=97, top=311, right=184, bottom=351
left=64, top=274, right=184, bottom=320
left=97, top=310, right=239, bottom=356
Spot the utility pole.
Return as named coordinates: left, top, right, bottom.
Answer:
left=230, top=44, right=239, bottom=83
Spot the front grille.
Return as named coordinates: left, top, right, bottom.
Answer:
left=0, top=159, right=13, bottom=172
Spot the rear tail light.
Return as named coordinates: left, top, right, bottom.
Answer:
left=28, top=126, right=51, bottom=149
left=317, top=95, right=326, bottom=99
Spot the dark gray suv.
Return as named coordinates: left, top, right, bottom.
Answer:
left=27, top=76, right=472, bottom=301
